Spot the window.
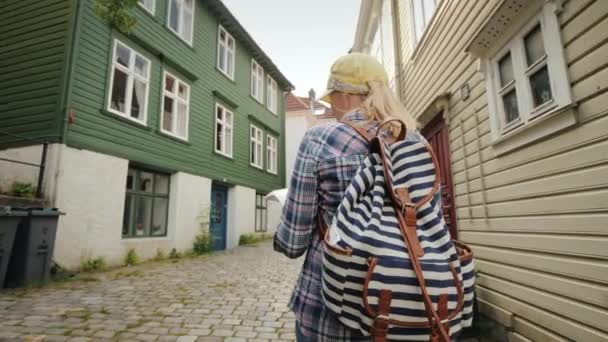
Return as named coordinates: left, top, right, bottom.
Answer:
left=251, top=59, right=264, bottom=103
left=167, top=0, right=194, bottom=45
left=215, top=103, right=234, bottom=157
left=107, top=40, right=150, bottom=124
left=255, top=193, right=268, bottom=232
left=138, top=0, right=155, bottom=14
left=250, top=125, right=263, bottom=169
left=266, top=135, right=277, bottom=174
left=217, top=25, right=235, bottom=80
left=266, top=76, right=278, bottom=114
left=161, top=71, right=190, bottom=140
left=487, top=8, right=571, bottom=135
left=410, top=0, right=442, bottom=44
left=123, top=168, right=169, bottom=238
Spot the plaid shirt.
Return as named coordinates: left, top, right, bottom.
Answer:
left=274, top=111, right=375, bottom=341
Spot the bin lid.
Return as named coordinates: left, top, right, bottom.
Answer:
left=0, top=207, right=28, bottom=216
left=9, top=208, right=65, bottom=216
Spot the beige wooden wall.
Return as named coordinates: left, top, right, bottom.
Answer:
left=394, top=0, right=608, bottom=341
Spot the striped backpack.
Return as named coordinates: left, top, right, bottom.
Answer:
left=320, top=120, right=475, bottom=342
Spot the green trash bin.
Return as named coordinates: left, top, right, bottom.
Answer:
left=0, top=209, right=26, bottom=288
left=5, top=208, right=63, bottom=288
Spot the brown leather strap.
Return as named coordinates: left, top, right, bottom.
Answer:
left=438, top=294, right=450, bottom=335
left=371, top=290, right=392, bottom=342
left=374, top=118, right=407, bottom=141
left=377, top=136, right=451, bottom=342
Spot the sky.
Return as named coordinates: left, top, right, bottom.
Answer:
left=222, top=0, right=362, bottom=98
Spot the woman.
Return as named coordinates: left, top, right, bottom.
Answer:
left=274, top=53, right=419, bottom=341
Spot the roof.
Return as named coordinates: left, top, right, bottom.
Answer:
left=285, top=93, right=332, bottom=114
left=206, top=0, right=294, bottom=91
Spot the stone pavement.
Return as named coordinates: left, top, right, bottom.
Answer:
left=0, top=241, right=302, bottom=342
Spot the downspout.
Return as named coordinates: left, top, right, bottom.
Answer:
left=391, top=0, right=405, bottom=101
left=53, top=0, right=83, bottom=205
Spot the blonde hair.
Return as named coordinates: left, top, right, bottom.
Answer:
left=358, top=81, right=418, bottom=133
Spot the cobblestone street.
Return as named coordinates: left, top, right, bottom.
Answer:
left=0, top=241, right=302, bottom=342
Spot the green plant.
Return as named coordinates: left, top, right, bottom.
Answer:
left=10, top=181, right=36, bottom=198
left=81, top=257, right=107, bottom=272
left=94, top=0, right=138, bottom=34
left=124, top=248, right=139, bottom=266
left=193, top=208, right=213, bottom=255
left=238, top=233, right=273, bottom=246
left=169, top=248, right=181, bottom=259
left=154, top=248, right=166, bottom=261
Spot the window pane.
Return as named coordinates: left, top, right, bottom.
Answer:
left=110, top=69, right=128, bottom=113
left=219, top=45, right=226, bottom=70
left=134, top=196, right=152, bottom=236
left=412, top=0, right=425, bottom=42
left=139, top=172, right=154, bottom=192
left=261, top=210, right=267, bottom=232
left=131, top=79, right=146, bottom=119
left=169, top=0, right=179, bottom=31
left=165, top=75, right=175, bottom=93
left=178, top=83, right=188, bottom=100
left=530, top=66, right=553, bottom=107
left=216, top=106, right=223, bottom=119
left=227, top=50, right=234, bottom=76
left=134, top=55, right=148, bottom=78
left=126, top=169, right=135, bottom=190
left=177, top=102, right=188, bottom=137
left=256, top=208, right=261, bottom=230
left=163, top=97, right=174, bottom=131
left=116, top=44, right=130, bottom=67
left=151, top=197, right=168, bottom=236
left=216, top=122, right=223, bottom=152
left=502, top=89, right=520, bottom=124
left=123, top=194, right=133, bottom=236
left=251, top=140, right=256, bottom=163
left=524, top=25, right=545, bottom=66
left=220, top=30, right=226, bottom=42
left=154, top=174, right=170, bottom=194
left=225, top=127, right=232, bottom=155
left=498, top=53, right=514, bottom=87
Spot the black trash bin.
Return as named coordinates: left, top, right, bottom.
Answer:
left=5, top=208, right=63, bottom=288
left=0, top=209, right=26, bottom=288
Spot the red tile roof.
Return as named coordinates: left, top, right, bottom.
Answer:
left=285, top=93, right=333, bottom=116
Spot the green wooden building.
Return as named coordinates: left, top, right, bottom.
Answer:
left=0, top=0, right=293, bottom=268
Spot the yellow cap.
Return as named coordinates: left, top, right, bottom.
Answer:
left=320, top=53, right=389, bottom=103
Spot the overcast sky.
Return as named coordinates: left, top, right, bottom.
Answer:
left=222, top=0, right=361, bottom=98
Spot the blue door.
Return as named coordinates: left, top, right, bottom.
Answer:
left=210, top=185, right=228, bottom=250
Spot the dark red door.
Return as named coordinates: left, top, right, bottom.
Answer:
left=422, top=113, right=458, bottom=239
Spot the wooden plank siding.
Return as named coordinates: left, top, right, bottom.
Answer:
left=66, top=0, right=286, bottom=193
left=394, top=0, right=608, bottom=340
left=0, top=0, right=74, bottom=145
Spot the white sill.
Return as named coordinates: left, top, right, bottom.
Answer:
left=492, top=103, right=578, bottom=156
left=121, top=236, right=170, bottom=243
left=267, top=169, right=278, bottom=175
left=107, top=107, right=148, bottom=126
left=159, top=128, right=189, bottom=142
left=166, top=25, right=193, bottom=47
left=217, top=66, right=235, bottom=82
left=215, top=149, right=233, bottom=159
left=251, top=94, right=264, bottom=105
left=250, top=162, right=264, bottom=170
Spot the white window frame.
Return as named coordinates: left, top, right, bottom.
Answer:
left=266, top=135, right=277, bottom=174
left=138, top=0, right=155, bottom=15
left=251, top=59, right=264, bottom=103
left=266, top=76, right=278, bottom=114
left=482, top=2, right=574, bottom=155
left=217, top=25, right=235, bottom=80
left=250, top=125, right=264, bottom=169
left=409, top=0, right=443, bottom=47
left=106, top=39, right=151, bottom=125
left=160, top=71, right=190, bottom=141
left=214, top=103, right=234, bottom=158
left=485, top=4, right=572, bottom=135
left=167, top=0, right=195, bottom=46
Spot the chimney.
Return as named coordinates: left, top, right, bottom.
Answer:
left=308, top=88, right=316, bottom=115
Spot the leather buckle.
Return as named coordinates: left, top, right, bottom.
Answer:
left=401, top=201, right=415, bottom=213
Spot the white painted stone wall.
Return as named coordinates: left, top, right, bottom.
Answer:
left=47, top=145, right=212, bottom=269
left=226, top=185, right=256, bottom=249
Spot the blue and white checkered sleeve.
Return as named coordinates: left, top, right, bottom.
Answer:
left=274, top=130, right=320, bottom=258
